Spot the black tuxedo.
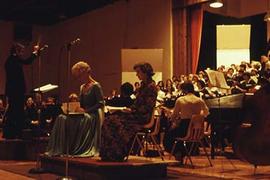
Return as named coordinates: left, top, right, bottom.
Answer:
left=4, top=53, right=37, bottom=139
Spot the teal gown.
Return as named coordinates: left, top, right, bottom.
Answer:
left=46, top=82, right=104, bottom=157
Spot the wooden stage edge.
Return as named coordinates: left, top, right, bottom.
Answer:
left=0, top=137, right=48, bottom=161
left=40, top=155, right=176, bottom=179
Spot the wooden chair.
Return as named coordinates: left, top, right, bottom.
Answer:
left=170, top=114, right=213, bottom=168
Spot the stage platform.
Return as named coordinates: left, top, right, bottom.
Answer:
left=40, top=155, right=177, bottom=179
left=0, top=133, right=48, bottom=161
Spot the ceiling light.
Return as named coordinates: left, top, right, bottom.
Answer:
left=265, top=0, right=270, bottom=22
left=209, top=0, right=223, bottom=8
left=264, top=13, right=270, bottom=22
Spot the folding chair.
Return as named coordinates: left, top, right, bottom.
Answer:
left=170, top=114, right=213, bottom=168
left=126, top=109, right=164, bottom=161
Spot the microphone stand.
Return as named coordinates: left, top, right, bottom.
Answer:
left=57, top=43, right=74, bottom=180
left=29, top=50, right=46, bottom=174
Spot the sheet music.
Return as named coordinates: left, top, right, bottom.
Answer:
left=34, top=84, right=58, bottom=93
left=205, top=70, right=230, bottom=89
left=205, top=70, right=217, bottom=87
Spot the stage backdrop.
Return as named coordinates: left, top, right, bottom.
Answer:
left=121, top=49, right=163, bottom=86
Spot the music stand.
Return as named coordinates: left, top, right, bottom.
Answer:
left=205, top=70, right=230, bottom=159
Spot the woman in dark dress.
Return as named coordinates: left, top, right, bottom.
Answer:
left=100, top=62, right=157, bottom=161
left=47, top=61, right=104, bottom=157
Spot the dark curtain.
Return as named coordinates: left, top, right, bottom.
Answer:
left=198, top=12, right=267, bottom=72
left=198, top=12, right=217, bottom=72
left=249, top=14, right=268, bottom=60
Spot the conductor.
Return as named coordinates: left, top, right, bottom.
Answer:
left=3, top=39, right=39, bottom=139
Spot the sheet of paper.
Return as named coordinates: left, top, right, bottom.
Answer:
left=61, top=102, right=80, bottom=114
left=205, top=70, right=230, bottom=89
left=34, top=84, right=58, bottom=93
left=105, top=106, right=126, bottom=114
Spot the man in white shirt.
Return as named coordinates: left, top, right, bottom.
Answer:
left=163, top=81, right=209, bottom=162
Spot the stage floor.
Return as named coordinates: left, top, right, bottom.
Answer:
left=40, top=155, right=177, bottom=179
left=0, top=155, right=269, bottom=179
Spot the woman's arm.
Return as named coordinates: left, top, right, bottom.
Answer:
left=84, top=84, right=105, bottom=113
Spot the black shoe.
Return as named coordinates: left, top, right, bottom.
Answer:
left=174, top=152, right=184, bottom=164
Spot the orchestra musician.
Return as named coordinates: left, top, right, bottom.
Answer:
left=24, top=97, right=38, bottom=128
left=106, top=82, right=134, bottom=108
left=3, top=39, right=39, bottom=139
left=163, top=81, right=209, bottom=163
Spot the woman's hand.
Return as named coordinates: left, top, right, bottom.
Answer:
left=75, top=107, right=85, bottom=113
left=122, top=107, right=132, bottom=113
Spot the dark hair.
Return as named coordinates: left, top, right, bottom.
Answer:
left=240, top=64, right=246, bottom=70
left=157, top=81, right=164, bottom=87
left=133, top=62, right=155, bottom=78
left=180, top=81, right=194, bottom=94
left=243, top=72, right=251, bottom=78
left=120, top=82, right=134, bottom=96
left=238, top=69, right=244, bottom=74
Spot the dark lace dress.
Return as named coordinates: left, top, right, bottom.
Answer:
left=100, top=80, right=157, bottom=161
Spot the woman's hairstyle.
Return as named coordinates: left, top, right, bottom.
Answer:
left=180, top=81, right=194, bottom=94
left=157, top=80, right=164, bottom=87
left=71, top=61, right=91, bottom=77
left=133, top=62, right=155, bottom=78
left=69, top=93, right=79, bottom=102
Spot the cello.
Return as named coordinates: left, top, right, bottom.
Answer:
left=233, top=81, right=270, bottom=166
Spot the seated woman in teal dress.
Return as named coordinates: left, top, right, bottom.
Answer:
left=46, top=61, right=104, bottom=157
left=100, top=62, right=157, bottom=161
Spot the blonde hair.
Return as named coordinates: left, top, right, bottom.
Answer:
left=69, top=93, right=79, bottom=102
left=71, top=61, right=91, bottom=77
